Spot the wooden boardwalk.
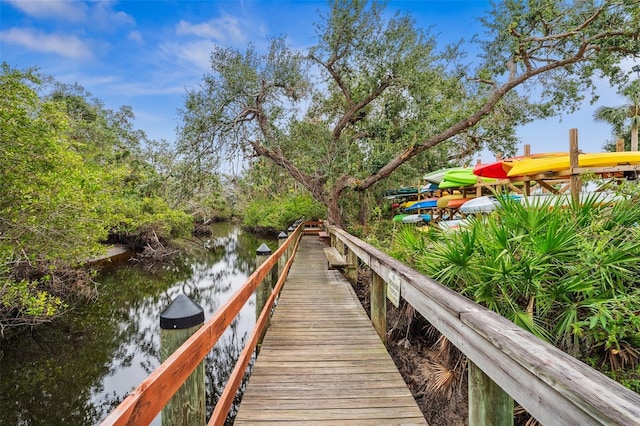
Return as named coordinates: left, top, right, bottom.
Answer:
left=234, top=236, right=427, bottom=425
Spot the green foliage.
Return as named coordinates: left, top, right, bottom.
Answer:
left=110, top=196, right=193, bottom=240
left=0, top=280, right=65, bottom=321
left=596, top=80, right=640, bottom=151
left=243, top=192, right=326, bottom=232
left=390, top=189, right=640, bottom=381
left=0, top=64, right=194, bottom=329
left=0, top=64, right=110, bottom=264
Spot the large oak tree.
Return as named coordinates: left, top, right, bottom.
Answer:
left=179, top=0, right=640, bottom=227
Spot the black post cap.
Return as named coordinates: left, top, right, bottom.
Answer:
left=287, top=226, right=294, bottom=232
left=160, top=294, right=204, bottom=330
left=278, top=231, right=288, bottom=239
left=256, top=243, right=272, bottom=255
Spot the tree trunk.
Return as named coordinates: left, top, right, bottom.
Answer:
left=327, top=197, right=345, bottom=229
left=632, top=123, right=638, bottom=152
left=358, top=192, right=368, bottom=226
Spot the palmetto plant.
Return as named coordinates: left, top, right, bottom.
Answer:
left=404, top=189, right=640, bottom=370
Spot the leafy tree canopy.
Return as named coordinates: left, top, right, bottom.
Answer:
left=179, top=0, right=640, bottom=226
left=0, top=64, right=192, bottom=330
left=596, top=80, right=640, bottom=151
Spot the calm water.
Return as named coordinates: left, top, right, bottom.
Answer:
left=0, top=223, right=277, bottom=425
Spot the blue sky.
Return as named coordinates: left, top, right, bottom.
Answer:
left=1, top=0, right=637, bottom=162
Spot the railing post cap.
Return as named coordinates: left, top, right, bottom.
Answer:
left=278, top=231, right=288, bottom=239
left=256, top=243, right=272, bottom=255
left=160, top=294, right=204, bottom=330
left=287, top=226, right=294, bottom=232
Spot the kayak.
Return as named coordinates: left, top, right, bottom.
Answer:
left=474, top=152, right=566, bottom=179
left=399, top=200, right=419, bottom=209
left=447, top=197, right=475, bottom=209
left=423, top=167, right=465, bottom=185
left=440, top=168, right=496, bottom=188
left=404, top=198, right=438, bottom=211
left=438, top=218, right=471, bottom=232
left=392, top=214, right=408, bottom=222
left=436, top=194, right=465, bottom=208
left=400, top=214, right=431, bottom=223
left=459, top=194, right=522, bottom=213
left=458, top=196, right=501, bottom=213
left=507, top=152, right=640, bottom=177
left=443, top=168, right=477, bottom=184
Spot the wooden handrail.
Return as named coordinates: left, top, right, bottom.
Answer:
left=325, top=224, right=640, bottom=425
left=208, top=230, right=301, bottom=425
left=100, top=223, right=305, bottom=426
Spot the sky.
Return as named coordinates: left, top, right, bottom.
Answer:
left=1, top=0, right=638, bottom=164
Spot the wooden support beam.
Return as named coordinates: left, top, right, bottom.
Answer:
left=346, top=248, right=358, bottom=283
left=535, top=179, right=560, bottom=194
left=557, top=183, right=571, bottom=194
left=507, top=183, right=523, bottom=194
left=569, top=129, right=581, bottom=204
left=523, top=144, right=531, bottom=196
left=370, top=271, right=387, bottom=345
left=160, top=296, right=206, bottom=426
left=469, top=361, right=514, bottom=426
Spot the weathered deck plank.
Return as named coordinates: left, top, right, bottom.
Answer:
left=234, top=236, right=427, bottom=425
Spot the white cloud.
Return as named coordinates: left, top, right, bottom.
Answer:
left=128, top=30, right=144, bottom=45
left=5, top=0, right=87, bottom=21
left=0, top=28, right=92, bottom=59
left=160, top=39, right=216, bottom=71
left=5, top=0, right=135, bottom=30
left=176, top=15, right=246, bottom=44
left=90, top=1, right=135, bottom=29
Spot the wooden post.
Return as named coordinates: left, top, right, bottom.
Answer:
left=569, top=129, right=581, bottom=204
left=160, top=294, right=205, bottom=426
left=370, top=271, right=387, bottom=345
left=345, top=248, right=358, bottom=283
left=255, top=243, right=272, bottom=352
left=523, top=144, right=531, bottom=196
left=468, top=361, right=514, bottom=426
left=616, top=138, right=625, bottom=152
left=336, top=238, right=345, bottom=258
left=277, top=231, right=288, bottom=283
left=287, top=226, right=295, bottom=264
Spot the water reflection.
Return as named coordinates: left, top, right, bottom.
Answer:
left=0, top=223, right=276, bottom=425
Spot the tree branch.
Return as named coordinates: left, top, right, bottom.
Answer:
left=332, top=77, right=393, bottom=141
left=355, top=21, right=637, bottom=192
left=250, top=141, right=326, bottom=202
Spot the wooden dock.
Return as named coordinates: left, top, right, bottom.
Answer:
left=234, top=236, right=427, bottom=425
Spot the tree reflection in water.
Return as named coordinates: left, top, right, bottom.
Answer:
left=0, top=223, right=275, bottom=425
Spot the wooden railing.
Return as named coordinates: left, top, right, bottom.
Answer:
left=324, top=224, right=640, bottom=425
left=101, top=219, right=640, bottom=425
left=100, top=221, right=310, bottom=426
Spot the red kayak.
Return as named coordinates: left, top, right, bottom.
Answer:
left=473, top=160, right=512, bottom=178
left=474, top=152, right=567, bottom=179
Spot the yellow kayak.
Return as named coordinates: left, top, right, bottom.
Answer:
left=507, top=152, right=640, bottom=177
left=436, top=194, right=472, bottom=208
